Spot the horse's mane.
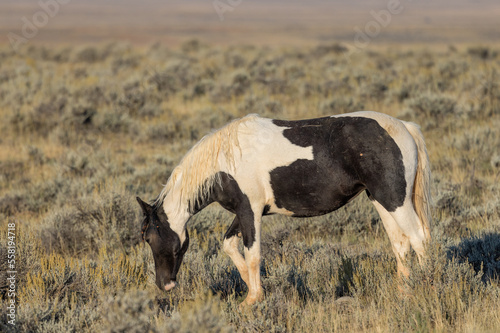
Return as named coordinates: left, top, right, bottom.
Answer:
left=155, top=114, right=259, bottom=210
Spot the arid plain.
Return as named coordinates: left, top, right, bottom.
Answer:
left=1, top=1, right=500, bottom=332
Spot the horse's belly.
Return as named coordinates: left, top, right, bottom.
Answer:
left=268, top=159, right=365, bottom=218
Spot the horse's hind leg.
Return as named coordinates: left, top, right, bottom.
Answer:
left=223, top=217, right=250, bottom=286
left=372, top=200, right=411, bottom=277
left=375, top=197, right=429, bottom=267
left=389, top=201, right=428, bottom=263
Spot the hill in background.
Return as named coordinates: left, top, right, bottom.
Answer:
left=1, top=0, right=499, bottom=47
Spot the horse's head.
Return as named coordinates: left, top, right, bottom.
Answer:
left=136, top=197, right=189, bottom=291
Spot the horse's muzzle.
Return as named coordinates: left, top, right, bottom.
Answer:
left=164, top=281, right=176, bottom=291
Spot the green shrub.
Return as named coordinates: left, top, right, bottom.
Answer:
left=405, top=92, right=456, bottom=118
left=41, top=191, right=140, bottom=255
left=100, top=289, right=155, bottom=333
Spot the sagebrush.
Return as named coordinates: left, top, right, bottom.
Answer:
left=1, top=41, right=499, bottom=332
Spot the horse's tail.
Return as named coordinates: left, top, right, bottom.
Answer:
left=403, top=121, right=432, bottom=239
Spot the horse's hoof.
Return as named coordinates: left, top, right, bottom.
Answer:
left=238, top=300, right=250, bottom=310
left=238, top=296, right=258, bottom=310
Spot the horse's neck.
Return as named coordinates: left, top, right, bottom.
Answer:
left=189, top=190, right=216, bottom=215
left=162, top=187, right=190, bottom=241
left=163, top=171, right=226, bottom=237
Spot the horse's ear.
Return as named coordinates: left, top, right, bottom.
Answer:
left=136, top=196, right=153, bottom=215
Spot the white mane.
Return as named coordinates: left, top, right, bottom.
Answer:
left=155, top=114, right=259, bottom=209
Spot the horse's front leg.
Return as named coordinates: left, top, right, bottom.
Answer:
left=223, top=213, right=264, bottom=306
left=223, top=217, right=250, bottom=286
left=242, top=238, right=263, bottom=306
left=241, top=212, right=263, bottom=306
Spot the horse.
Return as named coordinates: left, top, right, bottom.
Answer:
left=136, top=111, right=432, bottom=306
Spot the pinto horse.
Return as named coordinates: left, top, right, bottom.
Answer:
left=137, top=111, right=431, bottom=306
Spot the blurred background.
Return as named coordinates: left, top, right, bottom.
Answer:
left=1, top=0, right=500, bottom=48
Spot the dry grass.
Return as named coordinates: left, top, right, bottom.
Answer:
left=1, top=41, right=499, bottom=332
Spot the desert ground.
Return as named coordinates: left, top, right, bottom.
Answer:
left=1, top=1, right=499, bottom=332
